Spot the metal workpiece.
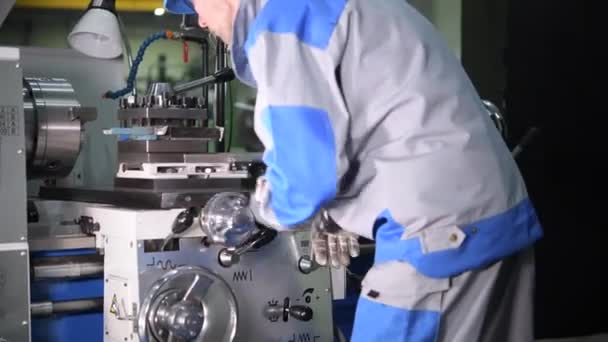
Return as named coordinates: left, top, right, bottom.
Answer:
left=138, top=266, right=238, bottom=342
left=22, top=77, right=97, bottom=179
left=117, top=128, right=220, bottom=145
left=31, top=298, right=103, bottom=317
left=31, top=254, right=103, bottom=280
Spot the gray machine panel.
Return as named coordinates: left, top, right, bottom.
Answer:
left=137, top=232, right=334, bottom=342
left=0, top=49, right=27, bottom=243
left=0, top=1, right=14, bottom=27
left=0, top=248, right=31, bottom=342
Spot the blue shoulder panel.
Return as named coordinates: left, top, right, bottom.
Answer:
left=373, top=198, right=543, bottom=278
left=351, top=298, right=440, bottom=342
left=261, top=105, right=337, bottom=225
left=244, top=0, right=348, bottom=52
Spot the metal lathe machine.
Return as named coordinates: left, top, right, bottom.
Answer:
left=0, top=44, right=347, bottom=342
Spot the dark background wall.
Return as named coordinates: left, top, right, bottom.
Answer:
left=463, top=0, right=600, bottom=339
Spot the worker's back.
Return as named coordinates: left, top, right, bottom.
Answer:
left=326, top=0, right=543, bottom=276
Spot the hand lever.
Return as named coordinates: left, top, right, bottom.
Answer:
left=287, top=305, right=313, bottom=321
left=172, top=68, right=235, bottom=94
left=218, top=228, right=277, bottom=267
left=161, top=208, right=197, bottom=251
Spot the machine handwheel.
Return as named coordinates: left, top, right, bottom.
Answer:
left=138, top=266, right=238, bottom=342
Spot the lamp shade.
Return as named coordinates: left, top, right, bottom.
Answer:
left=68, top=8, right=123, bottom=59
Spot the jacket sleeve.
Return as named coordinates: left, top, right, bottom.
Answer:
left=245, top=2, right=351, bottom=227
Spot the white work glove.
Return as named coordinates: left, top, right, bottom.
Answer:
left=250, top=175, right=360, bottom=268
left=249, top=175, right=289, bottom=231
left=311, top=209, right=360, bottom=268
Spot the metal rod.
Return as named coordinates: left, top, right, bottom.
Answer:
left=31, top=298, right=103, bottom=317
left=31, top=254, right=103, bottom=280
left=512, top=127, right=540, bottom=159
left=215, top=40, right=227, bottom=152
left=173, top=68, right=234, bottom=95
left=201, top=39, right=209, bottom=106
left=173, top=74, right=218, bottom=94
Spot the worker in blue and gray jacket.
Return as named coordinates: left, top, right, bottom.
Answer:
left=165, top=0, right=544, bottom=340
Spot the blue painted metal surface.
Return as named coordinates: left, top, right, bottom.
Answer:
left=30, top=249, right=104, bottom=342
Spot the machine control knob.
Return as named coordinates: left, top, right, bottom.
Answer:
left=298, top=256, right=318, bottom=274
left=172, top=208, right=196, bottom=234
left=218, top=228, right=277, bottom=268
left=218, top=248, right=240, bottom=267
left=287, top=305, right=313, bottom=322
left=263, top=302, right=283, bottom=322
left=263, top=301, right=313, bottom=322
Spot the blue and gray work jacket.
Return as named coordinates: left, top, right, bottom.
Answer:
left=170, top=0, right=544, bottom=279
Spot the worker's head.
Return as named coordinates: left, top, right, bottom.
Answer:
left=164, top=0, right=239, bottom=44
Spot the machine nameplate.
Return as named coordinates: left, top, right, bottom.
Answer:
left=0, top=106, right=19, bottom=136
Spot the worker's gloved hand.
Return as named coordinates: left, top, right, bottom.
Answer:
left=311, top=209, right=360, bottom=268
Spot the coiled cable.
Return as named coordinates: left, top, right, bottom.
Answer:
left=103, top=30, right=177, bottom=99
